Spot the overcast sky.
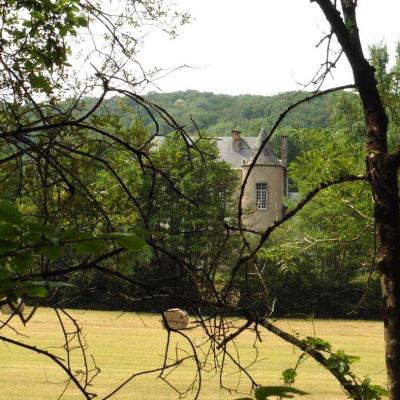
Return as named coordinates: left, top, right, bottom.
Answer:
left=139, top=0, right=400, bottom=96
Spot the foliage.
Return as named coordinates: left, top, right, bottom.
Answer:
left=0, top=0, right=189, bottom=101
left=0, top=0, right=88, bottom=96
left=0, top=199, right=147, bottom=306
left=135, top=90, right=334, bottom=136
left=255, top=125, right=377, bottom=318
left=138, top=134, right=240, bottom=305
left=279, top=335, right=388, bottom=400
left=369, top=42, right=400, bottom=127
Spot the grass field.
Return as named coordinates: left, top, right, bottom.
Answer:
left=0, top=308, right=386, bottom=400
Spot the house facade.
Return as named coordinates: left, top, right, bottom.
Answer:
left=215, top=129, right=288, bottom=232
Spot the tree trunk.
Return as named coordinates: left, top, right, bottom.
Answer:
left=369, top=153, right=400, bottom=399
left=312, top=1, right=400, bottom=398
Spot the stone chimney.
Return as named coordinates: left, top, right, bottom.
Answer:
left=232, top=129, right=242, bottom=151
left=258, top=127, right=267, bottom=149
left=280, top=135, right=288, bottom=167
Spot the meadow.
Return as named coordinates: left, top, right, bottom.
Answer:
left=0, top=308, right=386, bottom=400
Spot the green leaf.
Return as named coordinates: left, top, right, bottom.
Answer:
left=0, top=239, right=18, bottom=252
left=360, top=377, right=389, bottom=399
left=12, top=281, right=74, bottom=299
left=73, top=238, right=103, bottom=255
left=46, top=281, right=75, bottom=289
left=26, top=222, right=55, bottom=236
left=23, top=231, right=41, bottom=242
left=39, top=244, right=62, bottom=259
left=63, top=230, right=103, bottom=255
left=327, top=350, right=360, bottom=375
left=0, top=201, right=22, bottom=225
left=303, top=337, right=332, bottom=352
left=282, top=368, right=297, bottom=385
left=59, top=25, right=70, bottom=36
left=10, top=254, right=33, bottom=274
left=0, top=277, right=13, bottom=296
left=111, top=233, right=146, bottom=251
left=21, top=284, right=48, bottom=298
left=76, top=16, right=88, bottom=27
left=48, top=236, right=61, bottom=245
left=0, top=223, right=20, bottom=239
left=61, top=229, right=80, bottom=240
left=9, top=281, right=48, bottom=298
left=255, top=386, right=309, bottom=400
left=28, top=74, right=51, bottom=93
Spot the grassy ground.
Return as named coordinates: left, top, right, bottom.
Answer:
left=0, top=308, right=386, bottom=400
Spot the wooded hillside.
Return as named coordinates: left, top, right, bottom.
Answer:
left=135, top=90, right=335, bottom=135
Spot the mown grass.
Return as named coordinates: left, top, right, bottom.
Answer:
left=0, top=308, right=386, bottom=399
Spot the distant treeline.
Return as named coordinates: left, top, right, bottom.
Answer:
left=142, top=90, right=333, bottom=136
left=91, top=89, right=336, bottom=137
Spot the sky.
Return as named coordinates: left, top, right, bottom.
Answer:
left=139, top=0, right=400, bottom=96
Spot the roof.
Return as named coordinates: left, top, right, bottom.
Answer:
left=215, top=136, right=284, bottom=169
left=150, top=133, right=285, bottom=169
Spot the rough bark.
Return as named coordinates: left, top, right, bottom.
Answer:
left=312, top=1, right=400, bottom=398
left=368, top=152, right=400, bottom=399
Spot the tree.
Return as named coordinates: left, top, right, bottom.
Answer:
left=143, top=134, right=239, bottom=301
left=256, top=127, right=378, bottom=318
left=0, top=2, right=251, bottom=397
left=310, top=2, right=400, bottom=398
left=241, top=2, right=399, bottom=398
left=0, top=1, right=216, bottom=398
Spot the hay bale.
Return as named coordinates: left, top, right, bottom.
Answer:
left=162, top=308, right=189, bottom=330
left=0, top=298, right=25, bottom=315
left=226, top=288, right=241, bottom=307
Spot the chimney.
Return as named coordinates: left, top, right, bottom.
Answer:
left=258, top=127, right=267, bottom=149
left=280, top=135, right=288, bottom=167
left=232, top=129, right=242, bottom=151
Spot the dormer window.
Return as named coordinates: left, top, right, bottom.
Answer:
left=256, top=182, right=268, bottom=210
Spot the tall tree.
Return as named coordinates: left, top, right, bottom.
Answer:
left=311, top=1, right=400, bottom=397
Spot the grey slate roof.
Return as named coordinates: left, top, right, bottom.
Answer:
left=215, top=136, right=284, bottom=169
left=150, top=133, right=285, bottom=169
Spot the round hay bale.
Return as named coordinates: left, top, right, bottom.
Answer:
left=0, top=298, right=25, bottom=315
left=162, top=308, right=189, bottom=330
left=226, top=288, right=241, bottom=307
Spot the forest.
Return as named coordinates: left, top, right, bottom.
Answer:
left=142, top=90, right=333, bottom=135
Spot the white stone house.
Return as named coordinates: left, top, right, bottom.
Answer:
left=215, top=129, right=288, bottom=232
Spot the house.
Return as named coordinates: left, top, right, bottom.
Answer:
left=153, top=128, right=288, bottom=233
left=215, top=129, right=288, bottom=232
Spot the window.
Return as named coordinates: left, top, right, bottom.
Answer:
left=256, top=182, right=268, bottom=210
